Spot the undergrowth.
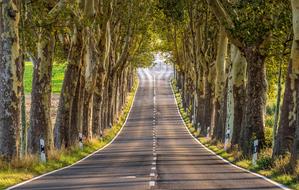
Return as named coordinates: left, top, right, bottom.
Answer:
left=171, top=79, right=298, bottom=190
left=0, top=78, right=138, bottom=190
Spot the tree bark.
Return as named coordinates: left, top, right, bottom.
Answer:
left=212, top=28, right=228, bottom=141
left=0, top=1, right=21, bottom=160
left=54, top=27, right=83, bottom=149
left=283, top=0, right=299, bottom=171
left=240, top=48, right=266, bottom=155
left=28, top=30, right=55, bottom=155
left=201, top=72, right=213, bottom=136
left=231, top=46, right=247, bottom=146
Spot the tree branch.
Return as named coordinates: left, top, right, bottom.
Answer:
left=205, top=0, right=243, bottom=49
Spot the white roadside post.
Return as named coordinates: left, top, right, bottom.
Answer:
left=79, top=133, right=83, bottom=150
left=224, top=128, right=231, bottom=151
left=40, top=139, right=46, bottom=162
left=197, top=123, right=201, bottom=134
left=207, top=127, right=210, bottom=138
left=252, top=139, right=259, bottom=165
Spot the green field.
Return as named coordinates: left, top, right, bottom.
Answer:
left=24, top=62, right=66, bottom=93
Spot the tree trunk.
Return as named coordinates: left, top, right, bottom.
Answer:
left=283, top=0, right=299, bottom=171
left=82, top=89, right=93, bottom=140
left=92, top=64, right=105, bottom=137
left=196, top=69, right=205, bottom=129
left=0, top=1, right=21, bottom=160
left=28, top=31, right=55, bottom=155
left=240, top=48, right=266, bottom=155
left=212, top=28, right=228, bottom=141
left=273, top=57, right=283, bottom=147
left=69, top=72, right=82, bottom=146
left=19, top=55, right=26, bottom=157
left=231, top=46, right=247, bottom=146
left=225, top=60, right=233, bottom=145
left=54, top=27, right=83, bottom=149
left=201, top=72, right=213, bottom=136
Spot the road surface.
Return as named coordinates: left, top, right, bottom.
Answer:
left=10, top=64, right=286, bottom=190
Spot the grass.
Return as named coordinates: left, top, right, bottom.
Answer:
left=171, top=79, right=298, bottom=190
left=24, top=62, right=66, bottom=93
left=0, top=77, right=139, bottom=190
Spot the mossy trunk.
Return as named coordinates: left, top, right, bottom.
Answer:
left=28, top=31, right=55, bottom=155
left=0, top=1, right=21, bottom=160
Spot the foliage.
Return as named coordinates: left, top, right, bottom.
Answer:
left=172, top=79, right=299, bottom=189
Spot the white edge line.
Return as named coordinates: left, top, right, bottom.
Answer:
left=169, top=80, right=291, bottom=190
left=7, top=79, right=140, bottom=190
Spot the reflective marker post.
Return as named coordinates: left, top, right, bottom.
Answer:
left=252, top=139, right=258, bottom=165
left=197, top=123, right=201, bottom=134
left=79, top=133, right=83, bottom=150
left=224, top=129, right=230, bottom=151
left=40, top=139, right=46, bottom=162
left=207, top=127, right=210, bottom=138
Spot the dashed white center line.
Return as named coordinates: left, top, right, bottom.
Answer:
left=149, top=181, right=155, bottom=187
left=150, top=73, right=157, bottom=189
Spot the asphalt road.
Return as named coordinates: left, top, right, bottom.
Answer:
left=10, top=64, right=287, bottom=190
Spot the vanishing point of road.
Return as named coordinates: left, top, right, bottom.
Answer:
left=9, top=64, right=288, bottom=190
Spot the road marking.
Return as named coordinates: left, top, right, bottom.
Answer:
left=153, top=152, right=157, bottom=156
left=7, top=79, right=141, bottom=190
left=169, top=81, right=290, bottom=190
left=153, top=157, right=157, bottom=160
left=149, top=181, right=155, bottom=187
left=152, top=162, right=156, bottom=165
left=150, top=173, right=155, bottom=177
left=120, top=176, right=136, bottom=179
left=151, top=167, right=156, bottom=170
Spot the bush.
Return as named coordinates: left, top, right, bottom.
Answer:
left=265, top=115, right=274, bottom=128
left=256, top=148, right=273, bottom=170
left=266, top=103, right=276, bottom=116
left=273, top=154, right=291, bottom=175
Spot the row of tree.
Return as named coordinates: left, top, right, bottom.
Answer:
left=0, top=0, right=154, bottom=160
left=157, top=0, right=299, bottom=171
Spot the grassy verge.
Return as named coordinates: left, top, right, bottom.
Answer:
left=24, top=62, right=66, bottom=93
left=0, top=77, right=139, bottom=190
left=171, top=79, right=298, bottom=190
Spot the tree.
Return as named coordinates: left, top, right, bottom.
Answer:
left=0, top=0, right=21, bottom=160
